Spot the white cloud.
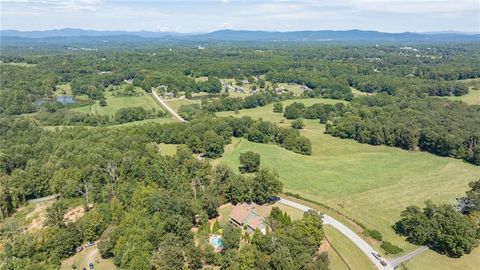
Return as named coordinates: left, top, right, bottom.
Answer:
left=0, top=0, right=478, bottom=32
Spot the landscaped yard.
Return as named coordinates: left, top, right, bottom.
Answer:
left=213, top=99, right=480, bottom=258
left=73, top=86, right=162, bottom=116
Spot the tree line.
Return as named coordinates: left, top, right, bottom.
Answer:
left=394, top=180, right=480, bottom=257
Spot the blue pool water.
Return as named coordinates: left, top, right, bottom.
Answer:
left=210, top=235, right=223, bottom=249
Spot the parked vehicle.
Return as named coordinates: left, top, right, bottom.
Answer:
left=380, top=259, right=388, bottom=266
left=372, top=252, right=381, bottom=260
left=89, top=262, right=94, bottom=269
left=85, top=241, right=95, bottom=247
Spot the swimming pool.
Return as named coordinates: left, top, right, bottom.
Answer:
left=210, top=235, right=223, bottom=249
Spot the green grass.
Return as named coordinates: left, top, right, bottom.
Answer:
left=54, top=84, right=73, bottom=96
left=324, top=225, right=376, bottom=270
left=216, top=98, right=346, bottom=123
left=350, top=87, right=375, bottom=96
left=445, top=88, right=480, bottom=105
left=61, top=246, right=117, bottom=270
left=404, top=248, right=480, bottom=270
left=110, top=117, right=174, bottom=127
left=158, top=143, right=179, bottom=156
left=73, top=86, right=162, bottom=116
left=1, top=62, right=36, bottom=67
left=214, top=100, right=480, bottom=254
left=164, top=99, right=201, bottom=112
left=277, top=83, right=305, bottom=96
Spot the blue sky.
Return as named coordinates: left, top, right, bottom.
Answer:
left=1, top=0, right=479, bottom=33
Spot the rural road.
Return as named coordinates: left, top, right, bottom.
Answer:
left=151, top=90, right=187, bottom=122
left=389, top=246, right=429, bottom=267
left=278, top=197, right=394, bottom=270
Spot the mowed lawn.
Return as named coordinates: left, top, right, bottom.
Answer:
left=214, top=100, right=480, bottom=256
left=73, top=86, right=162, bottom=116
left=164, top=98, right=201, bottom=112
left=324, top=225, right=376, bottom=270
left=403, top=248, right=480, bottom=270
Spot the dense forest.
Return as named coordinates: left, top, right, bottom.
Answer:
left=0, top=116, right=324, bottom=269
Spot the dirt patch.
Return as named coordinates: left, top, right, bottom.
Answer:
left=24, top=202, right=52, bottom=233
left=319, top=239, right=331, bottom=253
left=64, top=203, right=93, bottom=224
left=64, top=205, right=85, bottom=223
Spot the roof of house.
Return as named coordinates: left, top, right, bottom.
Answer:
left=230, top=203, right=266, bottom=232
left=245, top=211, right=265, bottom=229
left=229, top=203, right=250, bottom=224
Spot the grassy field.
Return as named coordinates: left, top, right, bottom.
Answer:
left=164, top=98, right=201, bottom=112
left=277, top=83, right=306, bottom=96
left=446, top=88, right=480, bottom=105
left=73, top=86, right=162, bottom=116
left=216, top=98, right=346, bottom=123
left=213, top=100, right=480, bottom=255
left=403, top=248, right=480, bottom=270
left=324, top=225, right=376, bottom=270
left=350, top=87, right=375, bottom=96
left=61, top=246, right=117, bottom=270
left=1, top=62, right=36, bottom=67
left=42, top=117, right=174, bottom=131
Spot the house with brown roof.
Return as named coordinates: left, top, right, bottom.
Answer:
left=229, top=203, right=267, bottom=234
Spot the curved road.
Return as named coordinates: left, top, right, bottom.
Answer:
left=278, top=197, right=394, bottom=270
left=151, top=90, right=187, bottom=122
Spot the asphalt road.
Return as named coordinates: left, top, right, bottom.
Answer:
left=389, top=246, right=429, bottom=267
left=278, top=197, right=394, bottom=270
left=151, top=90, right=187, bottom=123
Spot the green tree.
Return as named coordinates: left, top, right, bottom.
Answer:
left=204, top=130, right=225, bottom=158
left=271, top=246, right=295, bottom=270
left=222, top=224, right=241, bottom=250
left=44, top=200, right=67, bottom=227
left=239, top=151, right=261, bottom=173
left=291, top=119, right=304, bottom=129
left=251, top=168, right=283, bottom=204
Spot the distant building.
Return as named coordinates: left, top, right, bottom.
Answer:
left=198, top=45, right=205, bottom=50
left=301, top=85, right=311, bottom=91
left=274, top=87, right=288, bottom=94
left=229, top=203, right=267, bottom=234
left=235, top=86, right=244, bottom=93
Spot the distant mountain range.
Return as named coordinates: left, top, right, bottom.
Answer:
left=1, top=28, right=479, bottom=42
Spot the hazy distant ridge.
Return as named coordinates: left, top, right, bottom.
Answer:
left=1, top=28, right=479, bottom=42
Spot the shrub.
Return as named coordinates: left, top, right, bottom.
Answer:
left=291, top=119, right=305, bottom=129
left=380, top=241, right=403, bottom=255
left=365, top=229, right=383, bottom=241
left=273, top=102, right=283, bottom=113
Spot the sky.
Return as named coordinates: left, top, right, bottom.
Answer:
left=1, top=0, right=479, bottom=33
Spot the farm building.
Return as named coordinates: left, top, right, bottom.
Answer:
left=229, top=203, right=267, bottom=234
